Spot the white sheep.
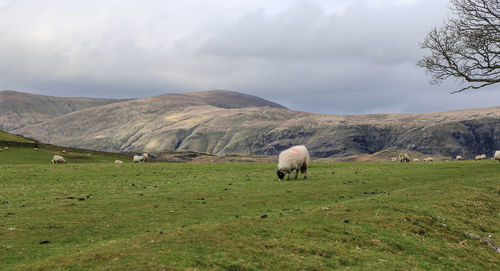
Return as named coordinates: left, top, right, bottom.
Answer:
left=456, top=155, right=463, bottom=160
left=475, top=155, right=482, bottom=160
left=391, top=157, right=397, bottom=162
left=276, top=145, right=310, bottom=181
left=51, top=155, right=67, bottom=164
left=494, top=151, right=500, bottom=162
left=4, top=147, right=8, bottom=150
left=114, top=160, right=123, bottom=164
left=133, top=155, right=144, bottom=163
left=141, top=153, right=149, bottom=162
left=423, top=157, right=433, bottom=162
left=413, top=158, right=420, bottom=162
left=480, top=154, right=486, bottom=160
left=399, top=153, right=410, bottom=163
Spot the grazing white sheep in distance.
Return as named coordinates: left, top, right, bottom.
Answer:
left=276, top=145, right=310, bottom=181
left=423, top=157, right=433, bottom=162
left=51, top=155, right=66, bottom=164
left=475, top=155, right=482, bottom=160
left=133, top=155, right=144, bottom=163
left=114, top=160, right=123, bottom=164
left=480, top=154, right=486, bottom=160
left=413, top=158, right=420, bottom=162
left=456, top=155, right=463, bottom=160
left=141, top=153, right=149, bottom=162
left=494, top=151, right=500, bottom=162
left=399, top=153, right=410, bottom=163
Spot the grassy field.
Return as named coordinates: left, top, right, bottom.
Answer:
left=0, top=149, right=499, bottom=270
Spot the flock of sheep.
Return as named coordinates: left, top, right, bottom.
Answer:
left=393, top=152, right=500, bottom=163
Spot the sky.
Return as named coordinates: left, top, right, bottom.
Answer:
left=0, top=0, right=499, bottom=114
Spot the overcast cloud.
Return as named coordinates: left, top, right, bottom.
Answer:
left=0, top=0, right=499, bottom=114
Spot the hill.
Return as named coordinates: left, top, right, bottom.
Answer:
left=184, top=89, right=287, bottom=109
left=13, top=88, right=500, bottom=159
left=0, top=90, right=126, bottom=131
left=0, top=129, right=35, bottom=144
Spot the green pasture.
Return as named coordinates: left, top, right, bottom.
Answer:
left=0, top=147, right=123, bottom=164
left=0, top=152, right=499, bottom=270
left=0, top=130, right=34, bottom=143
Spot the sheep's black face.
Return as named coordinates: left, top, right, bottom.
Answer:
left=276, top=170, right=285, bottom=180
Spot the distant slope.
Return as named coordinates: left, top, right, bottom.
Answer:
left=0, top=90, right=126, bottom=131
left=14, top=88, right=500, bottom=159
left=0, top=129, right=35, bottom=143
left=185, top=90, right=287, bottom=109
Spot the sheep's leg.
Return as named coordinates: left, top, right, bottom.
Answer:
left=294, top=169, right=299, bottom=179
left=301, top=164, right=307, bottom=180
left=286, top=172, right=291, bottom=181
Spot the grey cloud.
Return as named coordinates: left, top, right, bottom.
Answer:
left=0, top=0, right=499, bottom=114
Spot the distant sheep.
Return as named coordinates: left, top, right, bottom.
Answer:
left=391, top=157, right=397, bottom=162
left=133, top=155, right=144, bottom=163
left=276, top=145, right=310, bottom=181
left=475, top=155, right=482, bottom=160
left=413, top=158, right=420, bottom=162
left=114, top=160, right=123, bottom=164
left=399, top=153, right=410, bottom=163
left=4, top=147, right=8, bottom=150
left=141, top=153, right=149, bottom=162
left=51, top=155, right=66, bottom=164
left=423, top=157, right=433, bottom=162
left=494, top=151, right=500, bottom=162
left=34, top=148, right=39, bottom=151
left=480, top=154, right=486, bottom=160
left=456, top=155, right=463, bottom=160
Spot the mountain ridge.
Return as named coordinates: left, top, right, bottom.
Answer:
left=6, top=89, right=498, bottom=159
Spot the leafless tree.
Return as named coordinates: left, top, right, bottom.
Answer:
left=418, top=0, right=500, bottom=93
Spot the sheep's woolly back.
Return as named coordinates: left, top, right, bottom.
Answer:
left=278, top=145, right=310, bottom=173
left=52, top=155, right=66, bottom=163
left=495, top=151, right=500, bottom=160
left=133, top=155, right=143, bottom=162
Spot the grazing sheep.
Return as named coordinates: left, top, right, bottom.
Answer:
left=62, top=150, right=66, bottom=153
left=114, top=160, right=123, bottom=164
left=34, top=148, right=39, bottom=151
left=4, top=147, right=8, bottom=150
left=475, top=155, right=482, bottom=160
left=391, top=157, right=397, bottom=162
left=141, top=153, right=149, bottom=162
left=133, top=155, right=144, bottom=163
left=480, top=154, right=486, bottom=160
left=413, top=158, right=420, bottom=162
left=456, top=155, right=463, bottom=160
left=423, top=157, right=433, bottom=162
left=399, top=153, right=410, bottom=163
left=51, top=155, right=66, bottom=164
left=494, top=151, right=500, bottom=162
left=276, top=145, right=310, bottom=181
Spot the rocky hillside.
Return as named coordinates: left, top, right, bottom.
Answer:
left=0, top=90, right=125, bottom=131
left=10, top=90, right=500, bottom=159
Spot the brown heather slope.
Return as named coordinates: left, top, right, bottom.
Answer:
left=0, top=90, right=126, bottom=131
left=13, top=90, right=500, bottom=159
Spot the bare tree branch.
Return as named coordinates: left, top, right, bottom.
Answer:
left=418, top=0, right=500, bottom=93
